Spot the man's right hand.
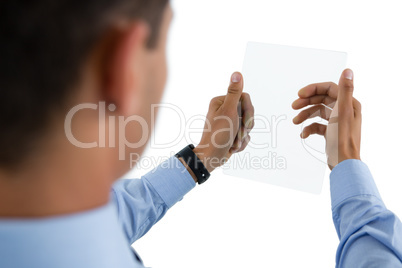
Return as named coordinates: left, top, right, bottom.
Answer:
left=194, top=72, right=254, bottom=174
left=292, top=69, right=362, bottom=170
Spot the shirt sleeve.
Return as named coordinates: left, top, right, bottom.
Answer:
left=330, top=159, right=402, bottom=267
left=111, top=156, right=196, bottom=244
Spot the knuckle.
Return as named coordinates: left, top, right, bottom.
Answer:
left=307, top=83, right=316, bottom=88
left=227, top=88, right=239, bottom=95
left=324, top=96, right=334, bottom=106
left=242, top=92, right=250, bottom=99
left=227, top=85, right=241, bottom=95
left=209, top=96, right=222, bottom=107
left=329, top=82, right=338, bottom=88
left=211, top=96, right=220, bottom=103
left=355, top=99, right=362, bottom=110
left=209, top=100, right=216, bottom=108
left=342, top=81, right=354, bottom=92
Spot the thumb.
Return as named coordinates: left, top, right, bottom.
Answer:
left=338, top=69, right=354, bottom=115
left=224, top=72, right=244, bottom=109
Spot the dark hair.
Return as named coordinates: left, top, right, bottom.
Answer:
left=0, top=0, right=168, bottom=168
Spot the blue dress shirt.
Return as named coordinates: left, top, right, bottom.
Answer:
left=0, top=157, right=195, bottom=268
left=0, top=157, right=401, bottom=267
left=330, top=160, right=402, bottom=267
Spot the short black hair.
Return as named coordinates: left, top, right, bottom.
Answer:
left=0, top=0, right=168, bottom=168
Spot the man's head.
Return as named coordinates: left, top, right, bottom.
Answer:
left=0, top=0, right=172, bottom=175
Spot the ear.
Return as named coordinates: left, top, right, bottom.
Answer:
left=102, top=21, right=151, bottom=116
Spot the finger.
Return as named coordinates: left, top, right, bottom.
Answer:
left=353, top=98, right=362, bottom=119
left=298, top=82, right=339, bottom=99
left=293, top=104, right=332, bottom=125
left=209, top=95, right=226, bottom=111
left=329, top=99, right=361, bottom=120
left=230, top=134, right=250, bottom=154
left=338, top=69, right=354, bottom=118
left=233, top=135, right=251, bottom=153
left=292, top=95, right=337, bottom=110
left=240, top=93, right=255, bottom=130
left=223, top=72, right=244, bottom=109
left=301, top=123, right=327, bottom=139
left=231, top=126, right=247, bottom=152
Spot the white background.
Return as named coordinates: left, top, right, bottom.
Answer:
left=128, top=0, right=402, bottom=267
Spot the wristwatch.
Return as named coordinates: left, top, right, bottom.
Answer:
left=175, top=144, right=210, bottom=185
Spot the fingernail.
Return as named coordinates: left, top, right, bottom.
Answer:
left=231, top=73, right=241, bottom=83
left=344, top=69, right=354, bottom=80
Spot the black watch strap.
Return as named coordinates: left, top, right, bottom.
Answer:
left=175, top=144, right=210, bottom=185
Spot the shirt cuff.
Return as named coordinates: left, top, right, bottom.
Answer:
left=330, top=159, right=381, bottom=210
left=143, top=156, right=196, bottom=209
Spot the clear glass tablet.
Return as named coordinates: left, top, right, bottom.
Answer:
left=223, top=42, right=347, bottom=194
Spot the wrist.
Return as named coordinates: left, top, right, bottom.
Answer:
left=177, top=157, right=198, bottom=183
left=176, top=145, right=212, bottom=185
left=193, top=146, right=217, bottom=173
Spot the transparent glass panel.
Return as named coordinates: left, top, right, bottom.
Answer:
left=223, top=42, right=347, bottom=194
